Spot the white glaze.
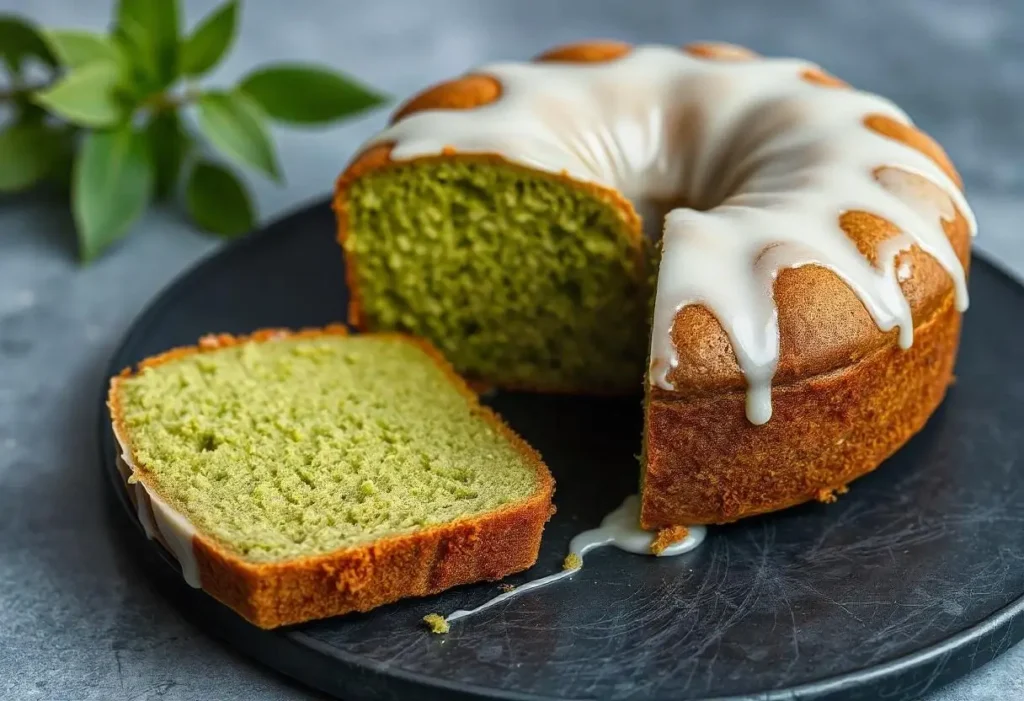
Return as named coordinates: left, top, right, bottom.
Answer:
left=115, top=454, right=158, bottom=538
left=369, top=45, right=975, bottom=425
left=112, top=425, right=202, bottom=588
left=445, top=495, right=705, bottom=624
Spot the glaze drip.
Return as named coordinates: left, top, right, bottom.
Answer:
left=112, top=427, right=202, bottom=588
left=445, top=495, right=705, bottom=625
left=370, top=45, right=975, bottom=424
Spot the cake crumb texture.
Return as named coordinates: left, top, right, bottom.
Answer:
left=650, top=525, right=689, bottom=555
left=112, top=333, right=542, bottom=563
left=423, top=613, right=450, bottom=634
left=109, top=329, right=555, bottom=628
left=341, top=158, right=650, bottom=393
left=817, top=485, right=850, bottom=504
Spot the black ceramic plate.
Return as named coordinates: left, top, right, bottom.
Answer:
left=99, top=201, right=1024, bottom=701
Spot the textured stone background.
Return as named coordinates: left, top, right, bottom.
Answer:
left=1, top=1, right=1022, bottom=699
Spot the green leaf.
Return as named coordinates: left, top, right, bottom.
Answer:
left=33, top=61, right=124, bottom=127
left=185, top=160, right=255, bottom=237
left=239, top=63, right=386, bottom=125
left=112, top=17, right=160, bottom=99
left=116, top=0, right=180, bottom=87
left=197, top=90, right=280, bottom=180
left=0, top=15, right=56, bottom=73
left=73, top=126, right=154, bottom=261
left=147, top=111, right=188, bottom=199
left=180, top=0, right=238, bottom=77
left=0, top=122, right=61, bottom=192
left=44, top=30, right=122, bottom=68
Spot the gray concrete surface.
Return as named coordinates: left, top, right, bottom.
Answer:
left=2, top=1, right=1022, bottom=699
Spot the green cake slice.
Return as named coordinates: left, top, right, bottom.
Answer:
left=108, top=326, right=554, bottom=628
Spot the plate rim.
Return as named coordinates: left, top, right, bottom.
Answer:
left=98, top=197, right=1024, bottom=701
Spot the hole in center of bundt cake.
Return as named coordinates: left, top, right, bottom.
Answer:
left=343, top=158, right=653, bottom=393
left=632, top=196, right=693, bottom=242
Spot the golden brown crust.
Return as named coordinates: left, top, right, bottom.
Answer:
left=865, top=114, right=963, bottom=190
left=534, top=40, right=632, bottom=63
left=338, top=41, right=969, bottom=400
left=684, top=42, right=760, bottom=60
left=125, top=324, right=350, bottom=373
left=391, top=74, right=502, bottom=124
left=334, top=41, right=972, bottom=526
left=650, top=525, right=689, bottom=555
left=642, top=292, right=961, bottom=526
left=109, top=327, right=555, bottom=629
left=816, top=484, right=848, bottom=504
left=801, top=67, right=849, bottom=88
left=663, top=176, right=970, bottom=395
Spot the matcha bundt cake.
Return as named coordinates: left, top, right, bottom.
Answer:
left=108, top=327, right=554, bottom=628
left=334, top=41, right=975, bottom=525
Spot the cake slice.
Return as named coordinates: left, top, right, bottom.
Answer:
left=107, top=326, right=554, bottom=629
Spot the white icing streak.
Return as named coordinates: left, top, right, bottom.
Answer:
left=112, top=425, right=202, bottom=588
left=445, top=570, right=569, bottom=624
left=446, top=495, right=705, bottom=624
left=369, top=45, right=975, bottom=425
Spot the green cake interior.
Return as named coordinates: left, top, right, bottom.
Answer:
left=343, top=159, right=653, bottom=393
left=114, top=335, right=541, bottom=563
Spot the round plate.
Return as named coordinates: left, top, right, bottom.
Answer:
left=99, top=201, right=1024, bottom=701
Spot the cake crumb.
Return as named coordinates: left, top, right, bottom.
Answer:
left=423, top=613, right=449, bottom=634
left=563, top=552, right=582, bottom=571
left=817, top=484, right=849, bottom=504
left=651, top=525, right=690, bottom=555
left=499, top=583, right=516, bottom=593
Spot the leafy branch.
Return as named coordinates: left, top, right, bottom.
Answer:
left=0, top=0, right=386, bottom=261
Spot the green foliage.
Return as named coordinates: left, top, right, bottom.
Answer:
left=44, top=30, right=122, bottom=68
left=0, top=121, right=62, bottom=192
left=147, top=111, right=188, bottom=200
left=0, top=1, right=387, bottom=262
left=197, top=90, right=280, bottom=180
left=116, top=0, right=180, bottom=88
left=180, top=0, right=237, bottom=77
left=240, top=64, right=385, bottom=125
left=113, top=17, right=162, bottom=96
left=0, top=15, right=56, bottom=72
left=73, top=126, right=154, bottom=262
left=33, top=61, right=124, bottom=127
left=186, top=160, right=255, bottom=237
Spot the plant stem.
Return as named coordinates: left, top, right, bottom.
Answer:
left=141, top=87, right=201, bottom=115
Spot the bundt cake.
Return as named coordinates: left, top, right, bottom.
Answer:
left=334, top=41, right=975, bottom=526
left=108, top=327, right=553, bottom=628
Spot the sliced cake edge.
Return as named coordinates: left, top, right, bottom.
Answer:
left=107, top=325, right=555, bottom=629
